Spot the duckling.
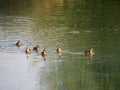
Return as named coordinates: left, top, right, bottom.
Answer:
left=84, top=48, right=94, bottom=60
left=84, top=48, right=93, bottom=56
left=16, top=40, right=22, bottom=47
left=56, top=47, right=63, bottom=57
left=41, top=48, right=47, bottom=60
left=25, top=46, right=31, bottom=55
left=33, top=45, right=40, bottom=53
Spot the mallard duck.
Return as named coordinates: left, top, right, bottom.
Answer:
left=33, top=45, right=40, bottom=53
left=56, top=47, right=63, bottom=57
left=41, top=48, right=47, bottom=60
left=25, top=46, right=31, bottom=55
left=16, top=40, right=22, bottom=47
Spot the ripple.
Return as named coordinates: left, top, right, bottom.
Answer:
left=68, top=31, right=80, bottom=34
left=64, top=50, right=83, bottom=55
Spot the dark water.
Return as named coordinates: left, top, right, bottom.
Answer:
left=0, top=0, right=120, bottom=90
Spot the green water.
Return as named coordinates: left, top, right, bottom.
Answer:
left=0, top=0, right=120, bottom=90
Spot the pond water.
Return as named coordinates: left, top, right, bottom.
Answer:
left=0, top=0, right=120, bottom=90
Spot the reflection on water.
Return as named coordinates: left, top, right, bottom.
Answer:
left=0, top=0, right=120, bottom=90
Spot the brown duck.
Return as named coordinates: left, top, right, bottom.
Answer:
left=56, top=47, right=63, bottom=57
left=84, top=48, right=93, bottom=56
left=33, top=45, right=40, bottom=53
left=41, top=48, right=47, bottom=60
left=25, top=46, right=31, bottom=55
left=84, top=48, right=94, bottom=60
left=16, top=40, right=22, bottom=47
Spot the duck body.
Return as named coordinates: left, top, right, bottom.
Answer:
left=56, top=47, right=63, bottom=57
left=16, top=40, right=22, bottom=47
left=25, top=47, right=31, bottom=55
left=33, top=45, right=40, bottom=52
left=84, top=50, right=90, bottom=56
left=84, top=48, right=93, bottom=56
left=41, top=48, right=47, bottom=60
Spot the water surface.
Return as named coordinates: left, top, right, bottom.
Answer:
left=0, top=0, right=120, bottom=90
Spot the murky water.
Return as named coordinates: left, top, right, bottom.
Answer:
left=0, top=0, right=120, bottom=90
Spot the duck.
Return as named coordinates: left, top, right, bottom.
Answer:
left=25, top=46, right=31, bottom=55
left=84, top=48, right=93, bottom=56
left=41, top=48, right=47, bottom=60
left=16, top=40, right=22, bottom=47
left=33, top=45, right=40, bottom=53
left=84, top=48, right=94, bottom=60
left=56, top=47, right=63, bottom=57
